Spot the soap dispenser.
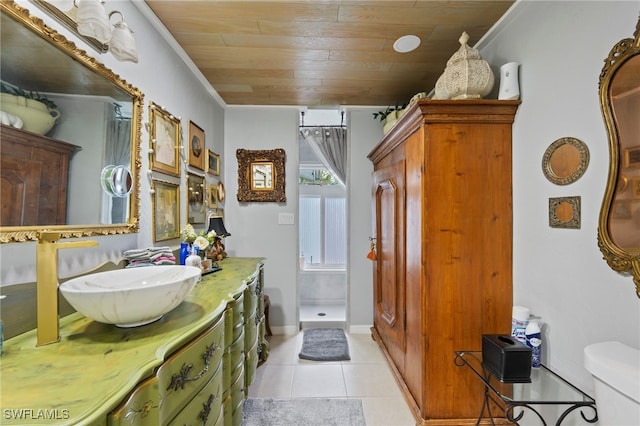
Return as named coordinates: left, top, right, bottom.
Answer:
left=185, top=246, right=202, bottom=269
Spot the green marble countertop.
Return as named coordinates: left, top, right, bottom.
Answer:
left=0, top=257, right=264, bottom=425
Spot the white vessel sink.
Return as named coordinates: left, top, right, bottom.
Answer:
left=60, top=266, right=201, bottom=327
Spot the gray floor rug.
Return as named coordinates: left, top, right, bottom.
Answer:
left=298, top=328, right=350, bottom=361
left=242, top=398, right=366, bottom=426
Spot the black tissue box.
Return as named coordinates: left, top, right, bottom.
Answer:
left=482, top=334, right=532, bottom=383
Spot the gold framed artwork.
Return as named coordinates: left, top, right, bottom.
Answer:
left=149, top=102, right=181, bottom=177
left=236, top=148, right=286, bottom=202
left=152, top=180, right=180, bottom=242
left=549, top=196, right=581, bottom=229
left=217, top=181, right=226, bottom=203
left=187, top=173, right=206, bottom=224
left=207, top=183, right=217, bottom=208
left=624, top=146, right=640, bottom=168
left=207, top=149, right=220, bottom=176
left=188, top=121, right=205, bottom=170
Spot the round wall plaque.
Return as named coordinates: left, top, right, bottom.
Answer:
left=542, top=137, right=590, bottom=185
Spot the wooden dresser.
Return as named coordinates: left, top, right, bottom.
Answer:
left=0, top=258, right=267, bottom=425
left=368, top=100, right=520, bottom=425
left=0, top=125, right=79, bottom=226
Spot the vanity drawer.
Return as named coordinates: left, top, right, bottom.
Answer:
left=222, top=329, right=245, bottom=395
left=108, top=375, right=160, bottom=425
left=168, top=371, right=224, bottom=426
left=222, top=369, right=244, bottom=426
left=244, top=276, right=258, bottom=315
left=229, top=330, right=245, bottom=386
left=225, top=295, right=244, bottom=348
left=244, top=311, right=258, bottom=350
left=156, top=316, right=225, bottom=421
left=244, top=338, right=259, bottom=389
left=230, top=370, right=246, bottom=426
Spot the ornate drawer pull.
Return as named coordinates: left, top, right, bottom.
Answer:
left=166, top=343, right=220, bottom=392
left=197, top=394, right=216, bottom=424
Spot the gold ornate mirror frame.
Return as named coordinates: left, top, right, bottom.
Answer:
left=0, top=1, right=143, bottom=243
left=236, top=149, right=286, bottom=202
left=542, top=137, right=590, bottom=185
left=597, top=14, right=640, bottom=297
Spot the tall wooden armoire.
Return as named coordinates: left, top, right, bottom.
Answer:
left=368, top=99, right=520, bottom=425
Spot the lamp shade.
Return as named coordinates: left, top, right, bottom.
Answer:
left=76, top=0, right=111, bottom=44
left=208, top=216, right=230, bottom=237
left=109, top=12, right=138, bottom=63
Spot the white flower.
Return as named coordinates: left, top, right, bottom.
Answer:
left=181, top=223, right=197, bottom=243
left=193, top=236, right=210, bottom=251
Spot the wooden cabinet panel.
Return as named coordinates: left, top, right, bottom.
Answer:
left=369, top=100, right=519, bottom=425
left=373, top=159, right=406, bottom=370
left=0, top=125, right=78, bottom=226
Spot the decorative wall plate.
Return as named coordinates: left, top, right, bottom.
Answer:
left=542, top=137, right=590, bottom=185
left=549, top=196, right=581, bottom=229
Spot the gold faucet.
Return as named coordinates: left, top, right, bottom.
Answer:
left=36, top=231, right=98, bottom=346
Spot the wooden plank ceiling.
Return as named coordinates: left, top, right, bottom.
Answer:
left=145, top=1, right=514, bottom=108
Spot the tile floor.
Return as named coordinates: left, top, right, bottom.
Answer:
left=247, top=330, right=416, bottom=426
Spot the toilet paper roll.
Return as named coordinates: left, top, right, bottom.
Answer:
left=511, top=305, right=530, bottom=344
left=512, top=306, right=530, bottom=321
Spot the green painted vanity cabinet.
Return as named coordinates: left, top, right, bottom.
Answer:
left=0, top=258, right=266, bottom=426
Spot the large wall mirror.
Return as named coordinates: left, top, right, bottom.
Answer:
left=598, top=14, right=640, bottom=297
left=0, top=1, right=143, bottom=243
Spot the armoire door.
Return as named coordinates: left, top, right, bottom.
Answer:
left=372, top=159, right=406, bottom=367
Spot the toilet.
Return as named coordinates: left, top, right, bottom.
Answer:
left=584, top=341, right=640, bottom=425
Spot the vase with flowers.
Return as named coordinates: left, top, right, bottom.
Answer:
left=181, top=223, right=219, bottom=272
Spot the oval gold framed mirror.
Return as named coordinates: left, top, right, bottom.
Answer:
left=597, top=14, right=640, bottom=297
left=0, top=1, right=143, bottom=243
left=542, top=137, right=590, bottom=185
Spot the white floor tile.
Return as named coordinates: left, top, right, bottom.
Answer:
left=291, top=364, right=347, bottom=397
left=250, top=330, right=414, bottom=423
left=360, top=396, right=415, bottom=426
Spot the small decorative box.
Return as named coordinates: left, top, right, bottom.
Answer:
left=482, top=334, right=532, bottom=383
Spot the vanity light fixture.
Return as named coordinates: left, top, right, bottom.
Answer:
left=75, top=0, right=138, bottom=62
left=393, top=35, right=421, bottom=53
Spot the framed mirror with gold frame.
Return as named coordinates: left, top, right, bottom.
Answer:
left=597, top=14, right=640, bottom=297
left=0, top=1, right=143, bottom=243
left=236, top=148, right=286, bottom=202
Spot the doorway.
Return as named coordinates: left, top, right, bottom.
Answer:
left=298, top=110, right=348, bottom=329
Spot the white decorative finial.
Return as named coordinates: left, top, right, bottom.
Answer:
left=459, top=31, right=469, bottom=46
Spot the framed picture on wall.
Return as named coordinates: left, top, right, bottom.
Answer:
left=632, top=177, right=640, bottom=199
left=152, top=180, right=180, bottom=242
left=187, top=173, right=206, bottom=224
left=149, top=102, right=181, bottom=177
left=207, top=183, right=217, bottom=208
left=236, top=148, right=286, bottom=202
left=207, top=149, right=220, bottom=176
left=188, top=121, right=205, bottom=171
left=624, top=145, right=640, bottom=168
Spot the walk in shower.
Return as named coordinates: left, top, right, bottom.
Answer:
left=298, top=110, right=347, bottom=328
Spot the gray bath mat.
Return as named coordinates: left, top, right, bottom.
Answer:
left=242, top=398, right=366, bottom=426
left=298, top=328, right=350, bottom=361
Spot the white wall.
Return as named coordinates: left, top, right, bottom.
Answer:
left=478, top=0, right=640, bottom=398
left=224, top=107, right=300, bottom=333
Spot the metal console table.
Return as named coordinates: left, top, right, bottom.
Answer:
left=454, top=351, right=598, bottom=426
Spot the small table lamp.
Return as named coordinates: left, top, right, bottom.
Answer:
left=207, top=215, right=230, bottom=261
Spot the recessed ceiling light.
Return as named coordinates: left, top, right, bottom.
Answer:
left=393, top=35, right=421, bottom=53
